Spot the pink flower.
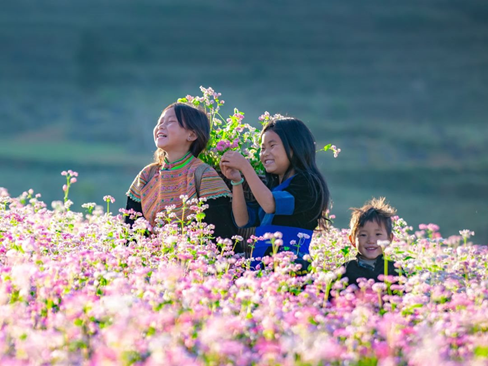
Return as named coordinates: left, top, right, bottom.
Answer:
left=103, top=195, right=115, bottom=203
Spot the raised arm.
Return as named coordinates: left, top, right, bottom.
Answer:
left=219, top=162, right=250, bottom=227
left=221, top=151, right=276, bottom=214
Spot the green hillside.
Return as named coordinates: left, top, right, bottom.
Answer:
left=1, top=0, right=487, bottom=242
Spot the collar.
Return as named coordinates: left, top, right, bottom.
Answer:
left=356, top=253, right=383, bottom=271
left=161, top=152, right=194, bottom=171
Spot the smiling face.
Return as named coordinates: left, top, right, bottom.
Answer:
left=153, top=107, right=195, bottom=154
left=260, top=130, right=293, bottom=181
left=350, top=220, right=393, bottom=260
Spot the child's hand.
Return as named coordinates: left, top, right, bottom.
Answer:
left=221, top=151, right=249, bottom=171
left=219, top=161, right=242, bottom=182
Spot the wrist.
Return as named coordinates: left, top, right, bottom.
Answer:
left=241, top=162, right=254, bottom=178
left=231, top=177, right=245, bottom=186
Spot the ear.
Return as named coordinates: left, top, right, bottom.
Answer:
left=348, top=235, right=356, bottom=248
left=187, top=131, right=197, bottom=142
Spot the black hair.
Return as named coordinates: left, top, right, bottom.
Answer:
left=350, top=197, right=397, bottom=239
left=155, top=102, right=210, bottom=163
left=261, top=118, right=330, bottom=230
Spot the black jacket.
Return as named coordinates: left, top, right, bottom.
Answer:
left=125, top=196, right=240, bottom=252
left=343, top=254, right=398, bottom=286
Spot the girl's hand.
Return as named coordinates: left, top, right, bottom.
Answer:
left=219, top=162, right=242, bottom=182
left=221, top=150, right=249, bottom=171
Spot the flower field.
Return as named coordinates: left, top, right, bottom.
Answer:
left=1, top=181, right=487, bottom=366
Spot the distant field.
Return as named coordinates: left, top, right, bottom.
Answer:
left=1, top=0, right=487, bottom=243
left=1, top=138, right=486, bottom=244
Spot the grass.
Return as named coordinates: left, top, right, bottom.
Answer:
left=0, top=139, right=148, bottom=167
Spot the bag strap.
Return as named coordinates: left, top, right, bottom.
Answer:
left=194, top=163, right=211, bottom=198
left=146, top=164, right=160, bottom=182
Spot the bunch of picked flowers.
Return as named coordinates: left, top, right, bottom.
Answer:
left=178, top=86, right=341, bottom=175
left=178, top=86, right=265, bottom=175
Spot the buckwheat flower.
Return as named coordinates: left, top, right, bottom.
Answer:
left=103, top=195, right=115, bottom=203
left=427, top=223, right=439, bottom=232
left=372, top=283, right=387, bottom=292
left=232, top=235, right=244, bottom=241
left=62, top=184, right=67, bottom=192
left=70, top=177, right=77, bottom=184
left=61, top=171, right=67, bottom=176
left=274, top=232, right=283, bottom=239
left=378, top=240, right=390, bottom=249
left=331, top=145, right=341, bottom=158
left=82, top=202, right=96, bottom=210
left=165, top=204, right=177, bottom=212
left=459, top=229, right=475, bottom=239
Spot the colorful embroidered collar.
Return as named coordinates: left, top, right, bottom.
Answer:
left=161, top=151, right=194, bottom=171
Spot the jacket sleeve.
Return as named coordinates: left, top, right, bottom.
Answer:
left=203, top=196, right=241, bottom=252
left=124, top=196, right=144, bottom=227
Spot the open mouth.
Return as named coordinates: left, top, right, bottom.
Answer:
left=263, top=159, right=274, bottom=165
left=364, top=246, right=379, bottom=252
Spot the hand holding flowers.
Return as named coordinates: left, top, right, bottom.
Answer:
left=220, top=150, right=251, bottom=183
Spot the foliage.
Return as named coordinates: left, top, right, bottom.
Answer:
left=178, top=87, right=339, bottom=174
left=0, top=174, right=486, bottom=365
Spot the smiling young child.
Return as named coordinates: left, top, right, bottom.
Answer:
left=220, top=117, right=330, bottom=272
left=343, top=197, right=399, bottom=286
left=125, top=102, right=238, bottom=244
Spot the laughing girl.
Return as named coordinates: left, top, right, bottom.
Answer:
left=125, top=102, right=238, bottom=244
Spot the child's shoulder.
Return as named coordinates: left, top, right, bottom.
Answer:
left=137, top=163, right=160, bottom=181
left=342, top=257, right=359, bottom=268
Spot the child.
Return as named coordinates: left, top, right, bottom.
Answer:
left=220, top=117, right=330, bottom=271
left=343, top=197, right=398, bottom=286
left=125, top=102, right=238, bottom=245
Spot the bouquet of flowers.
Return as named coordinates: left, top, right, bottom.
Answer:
left=178, top=86, right=341, bottom=174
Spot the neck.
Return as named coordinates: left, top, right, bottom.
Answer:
left=279, top=168, right=295, bottom=184
left=165, top=149, right=191, bottom=163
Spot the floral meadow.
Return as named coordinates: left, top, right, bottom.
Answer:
left=1, top=88, right=487, bottom=365
left=1, top=175, right=487, bottom=366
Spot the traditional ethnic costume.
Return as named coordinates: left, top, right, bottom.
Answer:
left=239, top=172, right=322, bottom=271
left=125, top=152, right=237, bottom=242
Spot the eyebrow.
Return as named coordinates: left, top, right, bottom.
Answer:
left=262, top=139, right=279, bottom=145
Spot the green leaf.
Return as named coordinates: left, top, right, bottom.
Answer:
left=177, top=97, right=188, bottom=103
left=322, top=144, right=332, bottom=151
left=475, top=346, right=488, bottom=358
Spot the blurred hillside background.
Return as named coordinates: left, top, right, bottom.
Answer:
left=1, top=0, right=487, bottom=243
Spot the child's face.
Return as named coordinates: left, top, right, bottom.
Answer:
left=260, top=130, right=292, bottom=180
left=350, top=220, right=392, bottom=260
left=154, top=107, right=195, bottom=152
